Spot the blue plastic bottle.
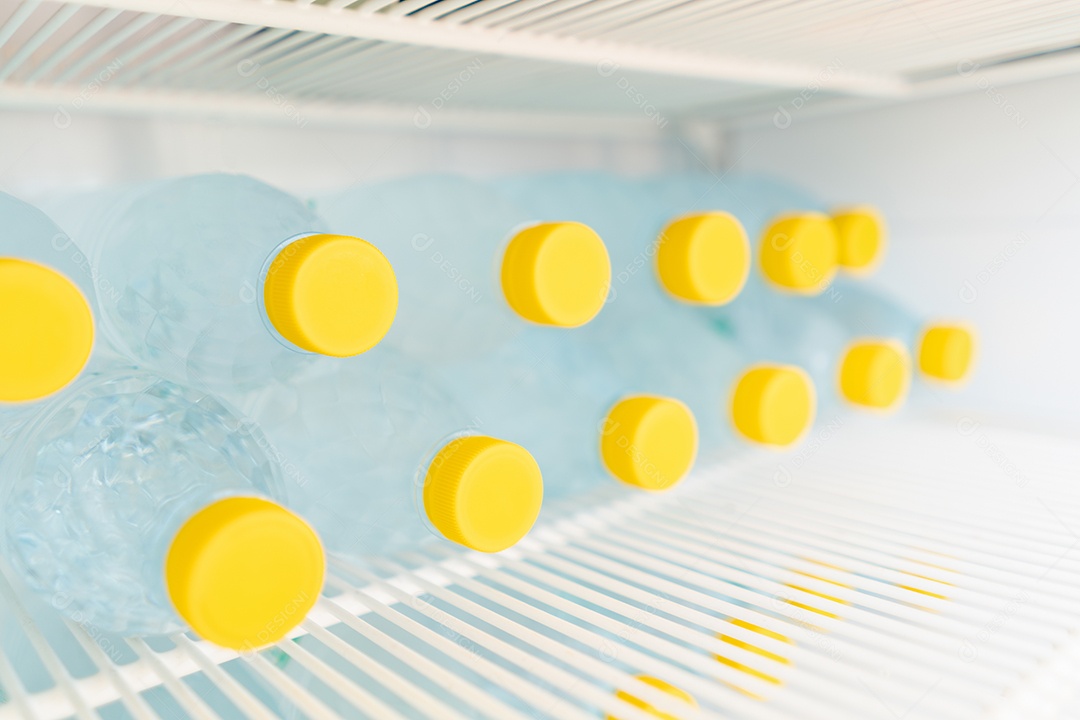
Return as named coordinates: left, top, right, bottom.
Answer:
left=638, top=175, right=915, bottom=427
left=316, top=175, right=611, bottom=366
left=809, top=277, right=976, bottom=386
left=430, top=323, right=699, bottom=501
left=240, top=344, right=545, bottom=562
left=808, top=206, right=974, bottom=385
left=646, top=175, right=973, bottom=402
left=45, top=174, right=397, bottom=394
left=494, top=171, right=810, bottom=456
left=0, top=192, right=97, bottom=449
left=0, top=364, right=325, bottom=650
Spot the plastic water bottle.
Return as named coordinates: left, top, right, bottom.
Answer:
left=816, top=278, right=976, bottom=386
left=495, top=172, right=812, bottom=456
left=648, top=175, right=975, bottom=395
left=0, top=364, right=325, bottom=650
left=425, top=321, right=698, bottom=500
left=316, top=175, right=611, bottom=365
left=815, top=211, right=975, bottom=386
left=643, top=172, right=838, bottom=291
left=240, top=344, right=544, bottom=561
left=45, top=174, right=398, bottom=394
left=0, top=192, right=96, bottom=449
left=414, top=193, right=708, bottom=496
left=491, top=172, right=729, bottom=457
left=640, top=174, right=922, bottom=425
left=718, top=284, right=916, bottom=418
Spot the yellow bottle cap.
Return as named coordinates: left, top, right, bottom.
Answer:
left=0, top=258, right=94, bottom=403
left=263, top=234, right=397, bottom=357
left=839, top=340, right=911, bottom=410
left=423, top=436, right=543, bottom=553
left=833, top=207, right=886, bottom=273
left=600, top=396, right=698, bottom=491
left=166, top=497, right=325, bottom=650
left=918, top=324, right=976, bottom=383
left=731, top=365, right=815, bottom=446
left=759, top=214, right=838, bottom=294
left=501, top=222, right=611, bottom=327
left=607, top=675, right=697, bottom=720
left=655, top=212, right=750, bottom=305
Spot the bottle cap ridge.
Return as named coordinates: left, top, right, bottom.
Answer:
left=731, top=365, right=816, bottom=446
left=263, top=234, right=398, bottom=357
left=501, top=222, right=611, bottom=327
left=759, top=214, right=838, bottom=295
left=655, top=212, right=750, bottom=305
left=0, top=258, right=94, bottom=402
left=165, top=497, right=325, bottom=650
left=600, top=396, right=698, bottom=491
left=423, top=436, right=544, bottom=553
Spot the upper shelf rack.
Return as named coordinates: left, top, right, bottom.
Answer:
left=1, top=0, right=1080, bottom=132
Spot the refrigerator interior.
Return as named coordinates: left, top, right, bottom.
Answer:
left=0, top=1, right=1079, bottom=718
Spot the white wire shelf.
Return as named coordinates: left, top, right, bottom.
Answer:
left=1, top=416, right=1078, bottom=719
left=0, top=0, right=1079, bottom=131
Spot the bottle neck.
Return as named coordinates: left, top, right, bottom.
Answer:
left=256, top=233, right=321, bottom=355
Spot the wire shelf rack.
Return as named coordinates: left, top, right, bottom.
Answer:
left=0, top=1, right=1079, bottom=130
left=1, top=416, right=1078, bottom=719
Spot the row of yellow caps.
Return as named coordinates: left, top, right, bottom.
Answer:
left=657, top=209, right=872, bottom=302
left=299, top=207, right=971, bottom=385
left=416, top=333, right=945, bottom=581
left=2, top=207, right=960, bottom=403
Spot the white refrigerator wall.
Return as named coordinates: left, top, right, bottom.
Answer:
left=731, top=72, right=1080, bottom=433
left=0, top=109, right=685, bottom=195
